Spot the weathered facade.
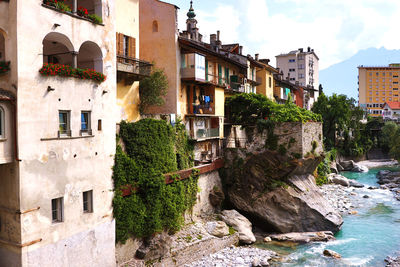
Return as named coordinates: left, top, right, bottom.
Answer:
left=0, top=1, right=116, bottom=266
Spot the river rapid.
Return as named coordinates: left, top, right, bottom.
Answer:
left=258, top=165, right=400, bottom=267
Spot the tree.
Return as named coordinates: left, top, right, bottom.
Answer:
left=139, top=68, right=168, bottom=114
left=381, top=122, right=400, bottom=160
left=312, top=93, right=371, bottom=156
left=318, top=84, right=323, bottom=95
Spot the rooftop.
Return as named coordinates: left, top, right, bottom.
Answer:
left=384, top=101, right=400, bottom=110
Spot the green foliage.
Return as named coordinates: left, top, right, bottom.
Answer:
left=113, top=119, right=198, bottom=243
left=312, top=93, right=371, bottom=157
left=226, top=93, right=321, bottom=125
left=228, top=226, right=236, bottom=235
left=381, top=122, right=400, bottom=160
left=315, top=158, right=330, bottom=186
left=139, top=68, right=168, bottom=114
left=88, top=14, right=103, bottom=24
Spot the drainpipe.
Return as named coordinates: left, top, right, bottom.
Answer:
left=13, top=99, right=19, bottom=161
left=72, top=0, right=77, bottom=14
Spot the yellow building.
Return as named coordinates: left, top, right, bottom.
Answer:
left=116, top=0, right=152, bottom=122
left=358, top=64, right=400, bottom=117
left=256, top=58, right=278, bottom=100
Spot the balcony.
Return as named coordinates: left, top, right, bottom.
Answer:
left=194, top=128, right=220, bottom=140
left=230, top=82, right=245, bottom=92
left=181, top=53, right=206, bottom=82
left=117, top=56, right=152, bottom=78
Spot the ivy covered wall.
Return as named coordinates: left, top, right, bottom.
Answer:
left=113, top=119, right=198, bottom=243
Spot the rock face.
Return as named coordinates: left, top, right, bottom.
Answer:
left=224, top=148, right=343, bottom=234
left=220, top=210, right=256, bottom=244
left=268, top=231, right=335, bottom=244
left=377, top=170, right=400, bottom=200
left=206, top=221, right=229, bottom=238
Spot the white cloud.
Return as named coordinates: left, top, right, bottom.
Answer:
left=177, top=0, right=400, bottom=69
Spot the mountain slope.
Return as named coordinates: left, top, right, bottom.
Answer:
left=320, top=47, right=400, bottom=100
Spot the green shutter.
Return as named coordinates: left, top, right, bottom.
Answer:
left=225, top=67, right=229, bottom=84
left=205, top=59, right=208, bottom=81
left=218, top=64, right=222, bottom=85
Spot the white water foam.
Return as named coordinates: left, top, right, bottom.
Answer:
left=342, top=256, right=374, bottom=266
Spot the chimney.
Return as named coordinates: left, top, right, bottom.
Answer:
left=299, top=48, right=303, bottom=53
left=307, top=47, right=311, bottom=52
left=210, top=34, right=217, bottom=46
left=239, top=46, right=243, bottom=55
left=217, top=30, right=220, bottom=41
left=255, top=54, right=259, bottom=61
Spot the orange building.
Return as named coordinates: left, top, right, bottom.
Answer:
left=358, top=64, right=400, bottom=117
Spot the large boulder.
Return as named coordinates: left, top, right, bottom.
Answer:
left=351, top=164, right=368, bottom=173
left=220, top=210, right=256, bottom=244
left=206, top=221, right=229, bottom=238
left=268, top=231, right=335, bottom=244
left=339, top=160, right=355, bottom=171
left=223, top=150, right=343, bottom=234
left=329, top=174, right=350, bottom=187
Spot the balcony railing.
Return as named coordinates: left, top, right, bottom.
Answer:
left=117, top=55, right=152, bottom=77
left=230, top=82, right=245, bottom=92
left=193, top=128, right=220, bottom=140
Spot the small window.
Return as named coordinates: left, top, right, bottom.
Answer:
left=52, top=197, right=64, bottom=223
left=83, top=190, right=93, bottom=213
left=80, top=111, right=92, bottom=135
left=0, top=106, right=4, bottom=138
left=289, top=68, right=295, bottom=72
left=152, top=20, right=159, bottom=32
left=58, top=111, right=71, bottom=137
left=289, top=59, right=296, bottom=63
left=268, top=77, right=272, bottom=88
left=98, top=119, right=102, bottom=131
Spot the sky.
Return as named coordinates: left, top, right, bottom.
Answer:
left=168, top=0, right=400, bottom=70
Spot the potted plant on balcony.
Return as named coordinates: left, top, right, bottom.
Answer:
left=43, top=0, right=72, bottom=12
left=0, top=61, right=10, bottom=75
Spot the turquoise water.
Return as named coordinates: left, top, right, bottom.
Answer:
left=259, top=167, right=400, bottom=266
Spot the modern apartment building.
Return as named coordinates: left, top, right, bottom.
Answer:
left=358, top=64, right=400, bottom=117
left=0, top=1, right=116, bottom=266
left=276, top=47, right=319, bottom=106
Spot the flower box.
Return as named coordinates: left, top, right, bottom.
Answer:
left=42, top=0, right=103, bottom=24
left=39, top=63, right=106, bottom=83
left=0, top=61, right=10, bottom=75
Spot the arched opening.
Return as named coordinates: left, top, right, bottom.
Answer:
left=152, top=20, right=158, bottom=33
left=42, top=32, right=74, bottom=66
left=78, top=41, right=103, bottom=73
left=77, top=0, right=102, bottom=20
left=0, top=105, right=4, bottom=138
left=0, top=31, right=5, bottom=61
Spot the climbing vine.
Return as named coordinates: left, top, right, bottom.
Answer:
left=113, top=119, right=198, bottom=243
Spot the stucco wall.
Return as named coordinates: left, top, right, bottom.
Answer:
left=0, top=1, right=117, bottom=266
left=139, top=0, right=180, bottom=115
left=116, top=0, right=140, bottom=122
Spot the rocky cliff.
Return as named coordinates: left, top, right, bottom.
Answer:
left=222, top=123, right=343, bottom=234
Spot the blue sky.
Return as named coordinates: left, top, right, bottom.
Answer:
left=167, top=0, right=400, bottom=70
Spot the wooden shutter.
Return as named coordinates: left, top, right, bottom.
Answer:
left=129, top=37, right=136, bottom=59
left=116, top=32, right=124, bottom=57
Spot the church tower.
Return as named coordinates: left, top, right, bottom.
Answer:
left=185, top=1, right=202, bottom=41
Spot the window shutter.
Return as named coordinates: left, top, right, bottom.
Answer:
left=129, top=37, right=136, bottom=59
left=116, top=33, right=124, bottom=57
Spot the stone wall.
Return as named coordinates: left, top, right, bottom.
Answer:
left=225, top=122, right=323, bottom=158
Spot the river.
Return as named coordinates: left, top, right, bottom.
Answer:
left=257, top=166, right=400, bottom=266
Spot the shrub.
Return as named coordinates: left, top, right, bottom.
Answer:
left=88, top=14, right=103, bottom=24
left=113, top=119, right=198, bottom=243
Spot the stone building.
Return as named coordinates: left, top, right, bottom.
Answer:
left=0, top=0, right=116, bottom=266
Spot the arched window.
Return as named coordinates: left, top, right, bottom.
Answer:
left=152, top=20, right=159, bottom=33
left=78, top=41, right=103, bottom=73
left=42, top=32, right=74, bottom=66
left=0, top=31, right=5, bottom=61
left=0, top=105, right=4, bottom=139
